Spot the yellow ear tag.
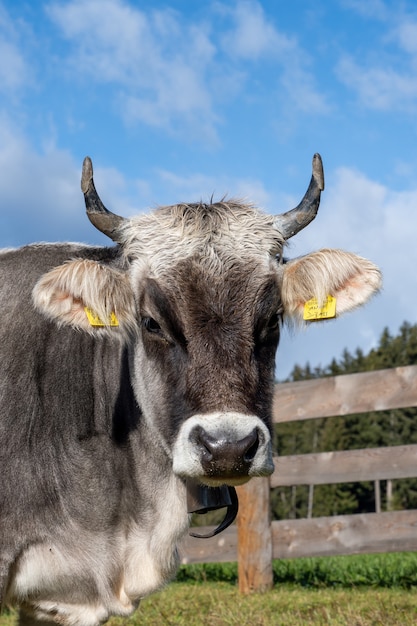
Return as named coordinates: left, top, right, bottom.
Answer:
left=303, top=295, right=336, bottom=321
left=84, top=307, right=119, bottom=327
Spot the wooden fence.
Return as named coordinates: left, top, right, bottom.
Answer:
left=180, top=364, right=417, bottom=592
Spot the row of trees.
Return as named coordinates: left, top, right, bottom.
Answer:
left=271, top=321, right=417, bottom=521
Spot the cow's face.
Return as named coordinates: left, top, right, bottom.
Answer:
left=128, top=247, right=283, bottom=486
left=99, top=199, right=287, bottom=486
left=33, top=156, right=382, bottom=487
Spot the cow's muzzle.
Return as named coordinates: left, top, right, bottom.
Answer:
left=172, top=412, right=274, bottom=486
left=191, top=425, right=260, bottom=477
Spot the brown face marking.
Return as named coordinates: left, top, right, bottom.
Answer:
left=139, top=253, right=282, bottom=433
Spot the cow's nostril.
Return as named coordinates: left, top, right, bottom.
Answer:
left=243, top=429, right=259, bottom=462
left=191, top=425, right=215, bottom=460
left=190, top=425, right=260, bottom=477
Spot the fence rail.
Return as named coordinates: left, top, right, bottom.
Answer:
left=180, top=364, right=417, bottom=592
left=272, top=365, right=417, bottom=421
left=181, top=508, right=417, bottom=564
left=271, top=443, right=417, bottom=487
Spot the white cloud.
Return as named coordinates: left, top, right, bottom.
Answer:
left=0, top=40, right=27, bottom=93
left=0, top=5, right=31, bottom=94
left=220, top=0, right=329, bottom=115
left=336, top=7, right=417, bottom=113
left=47, top=0, right=149, bottom=78
left=45, top=0, right=328, bottom=141
left=46, top=0, right=219, bottom=141
left=337, top=55, right=417, bottom=112
left=280, top=64, right=330, bottom=114
left=219, top=0, right=293, bottom=60
left=393, top=18, right=417, bottom=56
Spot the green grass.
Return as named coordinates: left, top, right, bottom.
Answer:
left=178, top=553, right=417, bottom=588
left=3, top=554, right=417, bottom=625
left=3, top=586, right=417, bottom=626
left=116, top=585, right=417, bottom=626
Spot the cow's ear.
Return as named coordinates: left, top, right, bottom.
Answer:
left=281, top=249, right=381, bottom=322
left=33, top=259, right=135, bottom=333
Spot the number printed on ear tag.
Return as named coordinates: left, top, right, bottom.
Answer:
left=84, top=307, right=119, bottom=327
left=303, top=296, right=336, bottom=321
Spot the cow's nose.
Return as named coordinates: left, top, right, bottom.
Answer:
left=190, top=425, right=260, bottom=477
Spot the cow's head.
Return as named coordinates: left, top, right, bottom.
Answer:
left=33, top=155, right=381, bottom=489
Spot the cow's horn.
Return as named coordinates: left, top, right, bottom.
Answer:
left=81, top=157, right=125, bottom=242
left=274, top=153, right=324, bottom=240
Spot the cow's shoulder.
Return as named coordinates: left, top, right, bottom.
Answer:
left=5, top=476, right=188, bottom=625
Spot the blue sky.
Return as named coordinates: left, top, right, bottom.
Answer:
left=1, top=0, right=417, bottom=379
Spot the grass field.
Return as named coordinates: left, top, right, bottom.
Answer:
left=2, top=586, right=417, bottom=626
left=2, top=554, right=417, bottom=625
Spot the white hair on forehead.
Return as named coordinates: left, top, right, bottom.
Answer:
left=117, top=200, right=284, bottom=275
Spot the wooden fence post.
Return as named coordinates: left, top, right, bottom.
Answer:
left=236, top=477, right=273, bottom=593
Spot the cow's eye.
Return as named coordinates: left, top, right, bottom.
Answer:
left=142, top=317, right=162, bottom=335
left=266, top=313, right=280, bottom=332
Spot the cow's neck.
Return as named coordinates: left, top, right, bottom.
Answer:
left=97, top=343, right=190, bottom=599
left=123, top=429, right=189, bottom=599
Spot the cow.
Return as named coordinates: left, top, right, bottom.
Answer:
left=0, top=154, right=380, bottom=625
